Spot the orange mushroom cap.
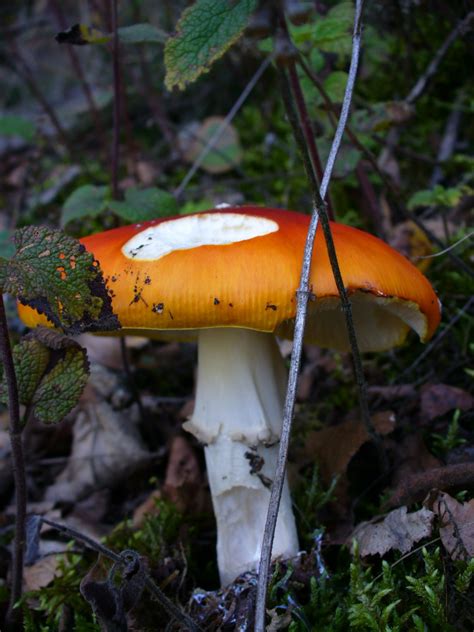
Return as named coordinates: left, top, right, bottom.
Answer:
left=18, top=207, right=441, bottom=352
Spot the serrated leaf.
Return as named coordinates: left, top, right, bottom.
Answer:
left=0, top=115, right=36, bottom=142
left=118, top=23, right=167, bottom=44
left=61, top=184, right=109, bottom=227
left=32, top=347, right=89, bottom=424
left=0, top=338, right=50, bottom=407
left=164, top=0, right=258, bottom=90
left=3, top=226, right=119, bottom=333
left=0, top=230, right=15, bottom=260
left=109, top=187, right=178, bottom=222
left=26, top=326, right=82, bottom=351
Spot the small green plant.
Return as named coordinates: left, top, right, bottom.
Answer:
left=431, top=409, right=467, bottom=457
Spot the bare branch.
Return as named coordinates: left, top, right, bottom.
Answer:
left=0, top=297, right=26, bottom=631
left=406, top=12, right=474, bottom=105
left=255, top=2, right=367, bottom=629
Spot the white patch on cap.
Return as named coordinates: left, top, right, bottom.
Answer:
left=122, top=212, right=279, bottom=260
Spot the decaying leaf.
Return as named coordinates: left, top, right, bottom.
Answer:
left=80, top=551, right=146, bottom=632
left=56, top=23, right=109, bottom=45
left=388, top=220, right=433, bottom=272
left=24, top=556, right=61, bottom=592
left=2, top=225, right=119, bottom=333
left=351, top=506, right=434, bottom=557
left=45, top=390, right=149, bottom=502
left=133, top=435, right=209, bottom=527
left=301, top=410, right=396, bottom=483
left=420, top=384, right=473, bottom=423
left=425, top=490, right=474, bottom=560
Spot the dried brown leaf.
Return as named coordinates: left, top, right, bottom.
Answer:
left=351, top=506, right=434, bottom=557
left=302, top=410, right=396, bottom=482
left=420, top=383, right=473, bottom=423
left=425, top=490, right=474, bottom=560
left=24, top=556, right=61, bottom=591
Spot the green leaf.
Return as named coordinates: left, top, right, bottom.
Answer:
left=0, top=230, right=15, bottom=260
left=61, top=185, right=110, bottom=227
left=3, top=226, right=119, bottom=333
left=164, top=0, right=258, bottom=90
left=0, top=338, right=50, bottom=407
left=118, top=23, right=167, bottom=44
left=323, top=71, right=349, bottom=103
left=109, top=187, right=178, bottom=222
left=407, top=184, right=467, bottom=210
left=32, top=346, right=89, bottom=424
left=0, top=115, right=36, bottom=142
left=294, top=1, right=354, bottom=54
left=179, top=117, right=242, bottom=173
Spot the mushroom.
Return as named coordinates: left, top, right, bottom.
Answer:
left=18, top=207, right=441, bottom=585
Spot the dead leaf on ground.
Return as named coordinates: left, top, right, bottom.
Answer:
left=133, top=435, right=209, bottom=526
left=297, top=347, right=339, bottom=401
left=162, top=435, right=209, bottom=514
left=351, top=506, right=434, bottom=557
left=425, top=490, right=474, bottom=560
left=301, top=410, right=396, bottom=482
left=388, top=220, right=433, bottom=272
left=420, top=383, right=473, bottom=423
left=135, top=160, right=159, bottom=186
left=24, top=555, right=61, bottom=591
left=45, top=399, right=149, bottom=503
left=390, top=433, right=441, bottom=490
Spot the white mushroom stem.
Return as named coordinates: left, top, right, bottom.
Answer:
left=183, top=328, right=299, bottom=586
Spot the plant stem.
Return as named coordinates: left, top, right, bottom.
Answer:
left=255, top=2, right=368, bottom=628
left=110, top=0, right=121, bottom=199
left=0, top=296, right=26, bottom=630
left=298, top=55, right=474, bottom=278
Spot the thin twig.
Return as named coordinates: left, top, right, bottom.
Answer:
left=0, top=296, right=26, bottom=631
left=286, top=63, right=334, bottom=220
left=298, top=54, right=474, bottom=278
left=406, top=11, right=474, bottom=105
left=255, top=2, right=366, bottom=629
left=174, top=56, right=272, bottom=198
left=415, top=231, right=473, bottom=260
left=395, top=295, right=474, bottom=383
left=282, top=8, right=379, bottom=447
left=430, top=90, right=464, bottom=187
left=38, top=517, right=201, bottom=631
left=110, top=0, right=121, bottom=199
